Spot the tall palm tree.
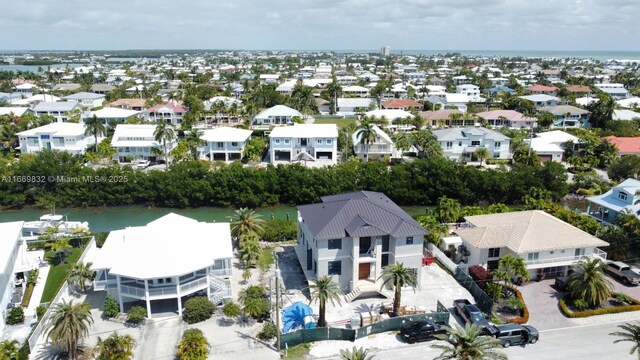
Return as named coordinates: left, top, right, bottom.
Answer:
left=437, top=196, right=462, bottom=224
left=153, top=120, right=175, bottom=169
left=239, top=233, right=261, bottom=268
left=184, top=129, right=204, bottom=161
left=432, top=324, right=507, bottom=360
left=84, top=114, right=106, bottom=152
left=567, top=257, right=613, bottom=307
left=354, top=120, right=377, bottom=162
left=379, top=263, right=417, bottom=316
left=228, top=208, right=266, bottom=246
left=309, top=276, right=343, bottom=327
left=290, top=81, right=317, bottom=115
left=44, top=299, right=94, bottom=360
left=610, top=322, right=640, bottom=360
left=411, top=129, right=442, bottom=158
left=475, top=147, right=490, bottom=166
left=392, top=132, right=412, bottom=157
left=68, top=261, right=94, bottom=293
left=339, top=346, right=375, bottom=360
left=94, top=332, right=136, bottom=360
left=497, top=254, right=530, bottom=287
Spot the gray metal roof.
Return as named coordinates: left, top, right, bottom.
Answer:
left=298, top=191, right=428, bottom=240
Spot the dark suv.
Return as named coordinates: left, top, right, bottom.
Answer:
left=494, top=324, right=539, bottom=347
left=400, top=319, right=447, bottom=344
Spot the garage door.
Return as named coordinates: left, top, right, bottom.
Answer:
left=538, top=155, right=553, bottom=162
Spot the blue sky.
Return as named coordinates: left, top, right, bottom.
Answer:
left=3, top=0, right=639, bottom=51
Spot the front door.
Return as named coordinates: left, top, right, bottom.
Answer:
left=358, top=263, right=370, bottom=280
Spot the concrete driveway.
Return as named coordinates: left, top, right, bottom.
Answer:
left=518, top=279, right=575, bottom=330
left=135, top=316, right=182, bottom=360
left=608, top=274, right=640, bottom=299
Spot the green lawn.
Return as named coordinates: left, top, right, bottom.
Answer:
left=313, top=118, right=357, bottom=129
left=40, top=248, right=83, bottom=303
left=258, top=247, right=275, bottom=273
left=284, top=342, right=311, bottom=359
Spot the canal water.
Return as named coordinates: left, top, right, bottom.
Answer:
left=0, top=205, right=430, bottom=233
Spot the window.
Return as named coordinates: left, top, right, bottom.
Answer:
left=445, top=142, right=453, bottom=149
left=40, top=135, right=50, bottom=140
left=328, top=261, right=342, bottom=275
left=471, top=140, right=481, bottom=146
left=382, top=236, right=389, bottom=252
left=231, top=142, right=238, bottom=147
left=328, top=239, right=342, bottom=250
left=488, top=248, right=500, bottom=258
left=217, top=142, right=223, bottom=148
left=458, top=141, right=462, bottom=146
left=317, top=139, right=322, bottom=144
left=158, top=278, right=164, bottom=284
left=381, top=254, right=389, bottom=267
left=575, top=248, right=585, bottom=257
left=275, top=139, right=281, bottom=144
left=326, top=139, right=332, bottom=144
left=406, top=237, right=414, bottom=245
left=619, top=192, right=628, bottom=201
left=284, top=139, right=290, bottom=144
left=527, top=252, right=539, bottom=261
left=495, top=142, right=501, bottom=149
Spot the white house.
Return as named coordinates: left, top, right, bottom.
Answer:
left=90, top=213, right=233, bottom=318
left=269, top=124, right=338, bottom=165
left=253, top=105, right=303, bottom=127
left=296, top=191, right=428, bottom=298
left=456, top=84, right=481, bottom=100
left=595, top=83, right=630, bottom=100
left=587, top=178, right=640, bottom=224
left=0, top=107, right=34, bottom=117
left=364, top=109, right=414, bottom=131
left=32, top=101, right=83, bottom=122
left=110, top=124, right=176, bottom=163
left=525, top=130, right=578, bottom=163
left=476, top=110, right=536, bottom=129
left=540, top=105, right=590, bottom=128
left=427, top=93, right=470, bottom=112
left=92, top=107, right=141, bottom=124
left=432, top=127, right=511, bottom=162
left=518, top=94, right=560, bottom=109
left=11, top=94, right=60, bottom=107
left=17, top=123, right=98, bottom=155
left=342, top=86, right=370, bottom=98
left=352, top=125, right=398, bottom=161
left=144, top=102, right=188, bottom=126
left=454, top=210, right=609, bottom=278
left=61, top=92, right=105, bottom=109
left=336, top=98, right=376, bottom=116
left=198, top=127, right=253, bottom=162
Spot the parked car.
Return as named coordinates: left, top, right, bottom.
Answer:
left=554, top=276, right=568, bottom=290
left=494, top=323, right=539, bottom=347
left=606, top=261, right=640, bottom=285
left=400, top=319, right=447, bottom=343
left=452, top=299, right=497, bottom=335
left=131, top=159, right=150, bottom=169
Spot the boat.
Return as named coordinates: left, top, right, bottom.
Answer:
left=22, top=210, right=90, bottom=237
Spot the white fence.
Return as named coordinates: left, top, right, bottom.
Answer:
left=28, top=237, right=96, bottom=352
left=427, top=243, right=458, bottom=273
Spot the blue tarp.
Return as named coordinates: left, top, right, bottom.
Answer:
left=282, top=301, right=313, bottom=333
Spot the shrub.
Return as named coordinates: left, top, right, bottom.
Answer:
left=182, top=296, right=216, bottom=324
left=262, top=220, right=297, bottom=243
left=6, top=307, right=24, bottom=325
left=243, top=298, right=270, bottom=321
left=468, top=265, right=491, bottom=287
left=257, top=321, right=278, bottom=341
left=20, top=284, right=34, bottom=307
left=573, top=299, right=589, bottom=311
left=177, top=328, right=210, bottom=360
left=560, top=294, right=640, bottom=318
left=26, top=269, right=39, bottom=285
left=103, top=295, right=120, bottom=319
left=36, top=304, right=48, bottom=320
left=222, top=301, right=241, bottom=318
left=504, top=286, right=530, bottom=325
left=126, top=306, right=146, bottom=324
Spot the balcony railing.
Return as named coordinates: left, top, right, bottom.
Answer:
left=211, top=268, right=232, bottom=277
left=120, top=284, right=146, bottom=298
left=148, top=286, right=177, bottom=297
left=180, top=277, right=208, bottom=294
left=524, top=249, right=607, bottom=266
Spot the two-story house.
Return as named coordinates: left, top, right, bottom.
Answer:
left=199, top=127, right=253, bottom=162
left=110, top=124, right=176, bottom=163
left=296, top=191, right=428, bottom=300
left=454, top=210, right=609, bottom=278
left=525, top=85, right=559, bottom=96
left=456, top=84, right=481, bottom=100
left=17, top=123, right=99, bottom=155
left=336, top=98, right=376, bottom=116
left=432, top=127, right=511, bottom=162
left=144, top=102, right=188, bottom=126
left=352, top=125, right=398, bottom=160
left=253, top=105, right=303, bottom=128
left=540, top=105, right=590, bottom=128
left=91, top=213, right=233, bottom=319
left=92, top=107, right=141, bottom=124
left=525, top=130, right=578, bottom=163
left=518, top=94, right=560, bottom=109
left=32, top=101, right=83, bottom=123
left=268, top=124, right=338, bottom=165
left=475, top=110, right=536, bottom=129
left=61, top=92, right=105, bottom=109
left=587, top=178, right=640, bottom=224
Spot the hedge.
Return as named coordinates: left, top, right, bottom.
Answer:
left=504, top=286, right=529, bottom=325
left=20, top=284, right=35, bottom=308
left=559, top=293, right=640, bottom=318
left=182, top=296, right=216, bottom=324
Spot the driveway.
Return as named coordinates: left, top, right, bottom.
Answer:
left=518, top=279, right=575, bottom=330
left=608, top=274, right=640, bottom=299
left=135, top=316, right=182, bottom=360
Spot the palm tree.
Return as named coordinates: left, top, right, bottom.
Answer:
left=44, top=299, right=94, bottom=360
left=84, top=114, right=106, bottom=152
left=437, top=196, right=462, bottom=224
left=309, top=276, right=343, bottom=327
left=354, top=120, right=377, bottom=162
left=68, top=261, right=94, bottom=293
left=379, top=263, right=417, bottom=316
left=228, top=208, right=266, bottom=246
left=0, top=124, right=18, bottom=150
left=497, top=254, right=530, bottom=287
left=177, top=328, right=210, bottom=360
left=153, top=120, right=175, bottom=169
left=290, top=81, right=318, bottom=115
left=432, top=324, right=507, bottom=360
left=339, top=346, right=375, bottom=360
left=411, top=129, right=442, bottom=158
left=0, top=339, right=19, bottom=360
left=94, top=332, right=136, bottom=360
left=392, top=132, right=412, bottom=157
left=610, top=322, right=640, bottom=360
left=239, top=233, right=261, bottom=268
left=184, top=129, right=204, bottom=161
left=475, top=147, right=490, bottom=166
left=567, top=257, right=613, bottom=307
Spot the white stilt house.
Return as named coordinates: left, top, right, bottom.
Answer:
left=91, top=213, right=233, bottom=319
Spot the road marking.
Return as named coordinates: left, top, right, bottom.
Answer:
left=540, top=315, right=640, bottom=333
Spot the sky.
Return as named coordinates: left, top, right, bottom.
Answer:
left=3, top=0, right=640, bottom=51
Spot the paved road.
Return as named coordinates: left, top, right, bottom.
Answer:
left=352, top=320, right=638, bottom=360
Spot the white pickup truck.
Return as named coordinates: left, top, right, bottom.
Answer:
left=606, top=261, right=640, bottom=285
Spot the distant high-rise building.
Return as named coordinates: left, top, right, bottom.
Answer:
left=381, top=45, right=391, bottom=56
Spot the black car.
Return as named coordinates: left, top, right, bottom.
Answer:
left=400, top=319, right=447, bottom=344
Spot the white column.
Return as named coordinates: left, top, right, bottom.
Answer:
left=205, top=267, right=211, bottom=299
left=352, top=237, right=359, bottom=291
left=375, top=238, right=382, bottom=281
left=176, top=277, right=182, bottom=316
left=144, top=279, right=152, bottom=320
left=116, top=276, right=124, bottom=313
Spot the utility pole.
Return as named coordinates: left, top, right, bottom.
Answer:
left=275, top=261, right=282, bottom=358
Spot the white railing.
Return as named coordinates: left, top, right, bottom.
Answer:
left=427, top=243, right=458, bottom=273
left=524, top=250, right=607, bottom=266
left=120, top=284, right=146, bottom=298
left=210, top=268, right=232, bottom=277
left=148, top=286, right=177, bottom=297
left=180, top=277, right=208, bottom=294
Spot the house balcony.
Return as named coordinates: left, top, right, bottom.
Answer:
left=524, top=248, right=607, bottom=269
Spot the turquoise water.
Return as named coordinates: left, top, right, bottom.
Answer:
left=0, top=64, right=84, bottom=73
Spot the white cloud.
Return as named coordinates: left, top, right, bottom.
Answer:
left=0, top=0, right=639, bottom=50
